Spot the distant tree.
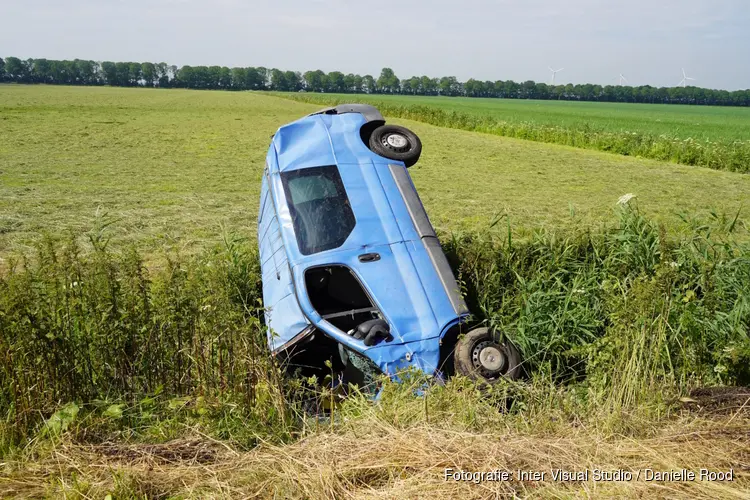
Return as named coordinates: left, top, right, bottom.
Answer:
left=218, top=67, right=232, bottom=89
left=141, top=62, right=156, bottom=87
left=58, top=60, right=79, bottom=84
left=464, top=78, right=480, bottom=97
left=327, top=71, right=346, bottom=93
left=420, top=76, right=437, bottom=96
left=439, top=76, right=460, bottom=96
left=402, top=76, right=421, bottom=95
left=302, top=70, right=317, bottom=91
left=578, top=83, right=593, bottom=101
left=400, top=78, right=412, bottom=95
left=31, top=58, right=51, bottom=83
left=270, top=68, right=286, bottom=90
left=519, top=80, right=534, bottom=99
left=124, top=63, right=139, bottom=86
left=113, top=62, right=128, bottom=86
left=100, top=61, right=117, bottom=86
left=245, top=67, right=265, bottom=90
left=231, top=67, right=247, bottom=90
left=591, top=84, right=603, bottom=101
left=3, top=54, right=748, bottom=107
left=343, top=73, right=356, bottom=93
left=76, top=60, right=99, bottom=85
left=256, top=67, right=270, bottom=88
left=352, top=74, right=364, bottom=93
left=5, top=56, right=30, bottom=82
left=362, top=75, right=376, bottom=93
left=55, top=60, right=69, bottom=84
left=534, top=82, right=549, bottom=99
left=156, top=63, right=170, bottom=87
left=377, top=68, right=399, bottom=94
left=205, top=66, right=220, bottom=89
left=175, top=65, right=193, bottom=88
left=284, top=70, right=302, bottom=91
left=492, top=81, right=504, bottom=98
left=194, top=67, right=211, bottom=89
left=483, top=81, right=494, bottom=97
left=25, top=58, right=35, bottom=82
left=303, top=70, right=326, bottom=92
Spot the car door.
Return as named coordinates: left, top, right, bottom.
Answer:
left=279, top=160, right=445, bottom=346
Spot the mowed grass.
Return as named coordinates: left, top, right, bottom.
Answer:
left=0, top=85, right=312, bottom=257
left=296, top=93, right=750, bottom=141
left=403, top=119, right=750, bottom=235
left=1, top=84, right=750, bottom=260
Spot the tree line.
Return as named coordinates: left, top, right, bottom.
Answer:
left=2, top=56, right=749, bottom=106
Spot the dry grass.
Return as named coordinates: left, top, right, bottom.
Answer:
left=2, top=414, right=747, bottom=499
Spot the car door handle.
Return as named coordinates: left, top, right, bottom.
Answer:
left=358, top=253, right=381, bottom=263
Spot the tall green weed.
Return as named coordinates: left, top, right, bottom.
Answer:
left=1, top=204, right=748, bottom=448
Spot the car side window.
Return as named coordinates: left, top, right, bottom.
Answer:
left=281, top=165, right=356, bottom=255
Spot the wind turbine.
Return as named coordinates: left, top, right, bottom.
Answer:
left=549, top=67, right=564, bottom=85
left=678, top=68, right=695, bottom=88
left=618, top=73, right=628, bottom=86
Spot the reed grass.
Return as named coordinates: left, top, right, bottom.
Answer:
left=1, top=203, right=748, bottom=454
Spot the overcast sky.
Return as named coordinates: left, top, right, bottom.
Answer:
left=2, top=0, right=749, bottom=90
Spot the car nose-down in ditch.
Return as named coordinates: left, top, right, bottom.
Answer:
left=258, top=103, right=521, bottom=387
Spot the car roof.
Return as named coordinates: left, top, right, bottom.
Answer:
left=269, top=105, right=384, bottom=174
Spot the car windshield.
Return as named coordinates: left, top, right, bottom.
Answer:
left=281, top=165, right=356, bottom=255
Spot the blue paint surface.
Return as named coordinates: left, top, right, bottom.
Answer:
left=258, top=110, right=468, bottom=376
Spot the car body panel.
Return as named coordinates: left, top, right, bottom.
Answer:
left=258, top=173, right=312, bottom=353
left=259, top=106, right=469, bottom=376
left=290, top=243, right=440, bottom=345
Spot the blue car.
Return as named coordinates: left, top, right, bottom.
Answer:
left=258, top=104, right=521, bottom=387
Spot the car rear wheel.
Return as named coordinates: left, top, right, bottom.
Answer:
left=368, top=125, right=422, bottom=167
left=455, top=327, right=522, bottom=383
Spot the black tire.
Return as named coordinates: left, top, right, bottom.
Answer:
left=368, top=125, right=422, bottom=167
left=455, top=327, right=522, bottom=383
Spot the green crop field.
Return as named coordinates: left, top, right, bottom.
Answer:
left=278, top=92, right=750, bottom=173
left=2, top=85, right=749, bottom=498
left=295, top=93, right=750, bottom=141
left=2, top=84, right=749, bottom=260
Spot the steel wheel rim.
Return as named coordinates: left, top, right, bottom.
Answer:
left=383, top=133, right=409, bottom=152
left=471, top=340, right=508, bottom=378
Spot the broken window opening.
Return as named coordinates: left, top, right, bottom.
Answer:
left=281, top=165, right=356, bottom=255
left=305, top=265, right=381, bottom=333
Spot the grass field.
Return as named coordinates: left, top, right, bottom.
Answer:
left=295, top=93, right=750, bottom=141
left=2, top=84, right=749, bottom=260
left=1, top=85, right=749, bottom=498
left=278, top=92, right=750, bottom=173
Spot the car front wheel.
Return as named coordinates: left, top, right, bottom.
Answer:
left=455, top=327, right=522, bottom=383
left=368, top=125, right=422, bottom=167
